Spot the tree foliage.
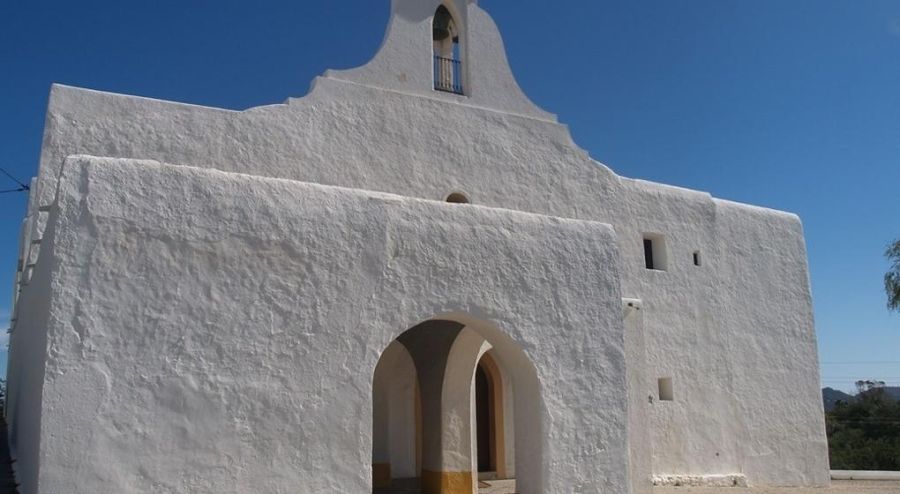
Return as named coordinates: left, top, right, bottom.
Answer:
left=856, top=379, right=886, bottom=395
left=887, top=239, right=900, bottom=312
left=826, top=387, right=900, bottom=470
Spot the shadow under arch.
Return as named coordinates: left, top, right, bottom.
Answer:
left=372, top=312, right=544, bottom=494
left=373, top=341, right=422, bottom=489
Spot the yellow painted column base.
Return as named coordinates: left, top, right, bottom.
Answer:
left=421, top=469, right=474, bottom=494
left=373, top=463, right=392, bottom=489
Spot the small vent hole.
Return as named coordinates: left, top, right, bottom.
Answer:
left=446, top=192, right=470, bottom=204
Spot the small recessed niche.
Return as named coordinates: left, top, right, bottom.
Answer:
left=693, top=251, right=702, bottom=267
left=445, top=192, right=470, bottom=204
left=643, top=234, right=668, bottom=271
left=658, top=378, right=674, bottom=401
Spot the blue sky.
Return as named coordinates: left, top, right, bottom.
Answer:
left=1, top=0, right=898, bottom=392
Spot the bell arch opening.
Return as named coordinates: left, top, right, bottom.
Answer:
left=371, top=314, right=541, bottom=494
left=433, top=4, right=464, bottom=95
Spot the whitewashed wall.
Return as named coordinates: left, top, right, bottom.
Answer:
left=10, top=156, right=627, bottom=493
left=7, top=0, right=829, bottom=491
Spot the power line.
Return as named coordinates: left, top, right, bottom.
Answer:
left=821, top=377, right=900, bottom=384
left=822, top=377, right=900, bottom=379
left=0, top=166, right=29, bottom=194
left=821, top=361, right=900, bottom=365
left=828, top=420, right=900, bottom=425
left=822, top=384, right=900, bottom=387
left=0, top=166, right=28, bottom=188
left=828, top=417, right=900, bottom=421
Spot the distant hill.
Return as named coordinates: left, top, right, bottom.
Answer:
left=822, top=386, right=900, bottom=411
left=823, top=388, right=855, bottom=411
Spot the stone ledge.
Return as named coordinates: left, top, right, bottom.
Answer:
left=653, top=474, right=748, bottom=488
left=831, top=471, right=900, bottom=481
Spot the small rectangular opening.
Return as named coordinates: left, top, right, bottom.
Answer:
left=658, top=378, right=674, bottom=401
left=644, top=239, right=655, bottom=270
left=693, top=251, right=701, bottom=266
left=643, top=234, right=668, bottom=271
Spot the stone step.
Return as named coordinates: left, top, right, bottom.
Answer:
left=478, top=478, right=517, bottom=494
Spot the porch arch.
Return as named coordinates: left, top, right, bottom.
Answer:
left=371, top=313, right=542, bottom=494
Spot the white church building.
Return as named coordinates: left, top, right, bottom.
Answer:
left=6, top=1, right=830, bottom=493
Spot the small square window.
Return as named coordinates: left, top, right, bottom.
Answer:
left=658, top=378, right=674, bottom=401
left=643, top=234, right=668, bottom=271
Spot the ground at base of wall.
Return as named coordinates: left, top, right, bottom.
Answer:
left=375, top=478, right=516, bottom=494
left=654, top=480, right=900, bottom=493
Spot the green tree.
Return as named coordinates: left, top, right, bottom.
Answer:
left=826, top=387, right=900, bottom=471
left=887, top=239, right=900, bottom=312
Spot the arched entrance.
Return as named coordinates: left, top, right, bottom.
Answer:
left=372, top=315, right=534, bottom=494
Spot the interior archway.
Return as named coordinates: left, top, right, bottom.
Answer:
left=475, top=364, right=492, bottom=473
left=475, top=352, right=506, bottom=479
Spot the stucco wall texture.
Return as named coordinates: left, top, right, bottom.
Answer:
left=6, top=0, right=829, bottom=493
left=15, top=157, right=628, bottom=494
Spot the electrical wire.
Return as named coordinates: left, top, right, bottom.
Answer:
left=822, top=361, right=900, bottom=365
left=0, top=166, right=29, bottom=193
left=0, top=166, right=28, bottom=188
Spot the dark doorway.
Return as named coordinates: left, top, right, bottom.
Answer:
left=475, top=363, right=494, bottom=472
